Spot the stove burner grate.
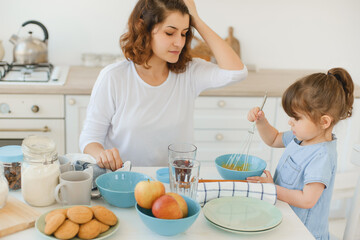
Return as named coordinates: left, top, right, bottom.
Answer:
left=0, top=62, right=54, bottom=82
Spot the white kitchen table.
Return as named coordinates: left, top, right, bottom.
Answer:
left=5, top=167, right=315, bottom=240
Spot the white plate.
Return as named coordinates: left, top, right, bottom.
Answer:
left=203, top=196, right=282, bottom=232
left=205, top=215, right=281, bottom=234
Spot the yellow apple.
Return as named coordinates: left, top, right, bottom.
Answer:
left=166, top=192, right=188, bottom=217
left=134, top=180, right=165, bottom=209
left=151, top=195, right=183, bottom=219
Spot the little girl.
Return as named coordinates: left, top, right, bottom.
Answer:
left=246, top=68, right=354, bottom=240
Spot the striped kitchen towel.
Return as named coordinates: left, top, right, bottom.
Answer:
left=196, top=181, right=277, bottom=207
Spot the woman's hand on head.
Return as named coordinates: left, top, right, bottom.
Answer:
left=183, top=0, right=199, bottom=19
left=247, top=107, right=265, bottom=122
left=246, top=170, right=274, bottom=183
left=96, top=148, right=123, bottom=171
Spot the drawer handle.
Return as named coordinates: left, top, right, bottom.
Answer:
left=217, top=100, right=226, bottom=108
left=0, top=126, right=51, bottom=132
left=68, top=98, right=76, bottom=105
left=215, top=133, right=224, bottom=141
left=31, top=105, right=40, bottom=113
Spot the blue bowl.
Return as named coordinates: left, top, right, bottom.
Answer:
left=135, top=195, right=200, bottom=236
left=95, top=171, right=151, bottom=208
left=156, top=168, right=170, bottom=184
left=215, top=154, right=267, bottom=180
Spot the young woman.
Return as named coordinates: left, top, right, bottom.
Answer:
left=247, top=68, right=354, bottom=239
left=79, top=0, right=247, bottom=169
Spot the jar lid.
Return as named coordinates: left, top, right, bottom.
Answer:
left=0, top=145, right=23, bottom=163
left=22, top=135, right=56, bottom=154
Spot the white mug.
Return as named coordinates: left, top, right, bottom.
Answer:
left=54, top=171, right=92, bottom=205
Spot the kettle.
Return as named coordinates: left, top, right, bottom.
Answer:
left=9, top=20, right=49, bottom=64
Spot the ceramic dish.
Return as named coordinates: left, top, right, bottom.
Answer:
left=96, top=171, right=151, bottom=208
left=35, top=207, right=120, bottom=240
left=156, top=167, right=170, bottom=183
left=215, top=154, right=267, bottom=180
left=203, top=196, right=282, bottom=232
left=135, top=195, right=201, bottom=236
left=205, top=215, right=281, bottom=234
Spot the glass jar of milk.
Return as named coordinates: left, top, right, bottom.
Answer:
left=0, top=162, right=9, bottom=209
left=21, top=136, right=60, bottom=207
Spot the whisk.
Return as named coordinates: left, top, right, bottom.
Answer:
left=225, top=92, right=268, bottom=171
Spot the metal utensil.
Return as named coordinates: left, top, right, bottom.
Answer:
left=225, top=92, right=268, bottom=171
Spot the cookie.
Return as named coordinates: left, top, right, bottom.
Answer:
left=44, top=213, right=66, bottom=235
left=98, top=220, right=110, bottom=233
left=67, top=206, right=93, bottom=224
left=90, top=205, right=106, bottom=214
left=54, top=219, right=79, bottom=240
left=78, top=219, right=101, bottom=239
left=94, top=207, right=117, bottom=226
left=45, top=208, right=67, bottom=223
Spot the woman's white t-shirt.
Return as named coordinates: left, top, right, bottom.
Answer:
left=79, top=58, right=247, bottom=166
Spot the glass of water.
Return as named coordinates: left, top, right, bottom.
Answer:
left=168, top=143, right=200, bottom=200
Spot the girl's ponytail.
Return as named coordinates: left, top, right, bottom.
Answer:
left=327, top=68, right=354, bottom=119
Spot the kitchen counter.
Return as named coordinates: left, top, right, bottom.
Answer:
left=5, top=166, right=315, bottom=240
left=1, top=66, right=359, bottom=97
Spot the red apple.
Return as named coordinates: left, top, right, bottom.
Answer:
left=152, top=195, right=183, bottom=219
left=135, top=180, right=165, bottom=209
left=166, top=192, right=188, bottom=217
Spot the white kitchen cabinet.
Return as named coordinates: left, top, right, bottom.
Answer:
left=194, top=96, right=277, bottom=169
left=0, top=118, right=65, bottom=153
left=0, top=94, right=65, bottom=154
left=0, top=94, right=64, bottom=119
left=65, top=95, right=90, bottom=153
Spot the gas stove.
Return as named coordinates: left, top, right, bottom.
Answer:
left=0, top=61, right=69, bottom=85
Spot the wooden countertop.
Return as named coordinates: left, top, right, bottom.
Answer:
left=1, top=66, right=359, bottom=97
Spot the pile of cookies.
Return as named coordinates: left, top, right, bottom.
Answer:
left=44, top=205, right=117, bottom=239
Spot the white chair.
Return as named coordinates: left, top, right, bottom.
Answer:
left=343, top=144, right=360, bottom=240
left=330, top=144, right=360, bottom=240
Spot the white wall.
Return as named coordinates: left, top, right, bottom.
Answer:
left=0, top=0, right=359, bottom=85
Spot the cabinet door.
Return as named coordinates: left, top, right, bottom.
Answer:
left=271, top=98, right=287, bottom=173
left=65, top=95, right=90, bottom=153
left=0, top=119, right=65, bottom=154
left=194, top=96, right=276, bottom=169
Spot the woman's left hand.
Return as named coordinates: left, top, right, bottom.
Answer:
left=247, top=170, right=274, bottom=183
left=183, top=0, right=199, bottom=19
left=183, top=0, right=244, bottom=70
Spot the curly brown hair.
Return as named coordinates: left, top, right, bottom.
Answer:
left=120, top=0, right=193, bottom=73
left=282, top=68, right=354, bottom=126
